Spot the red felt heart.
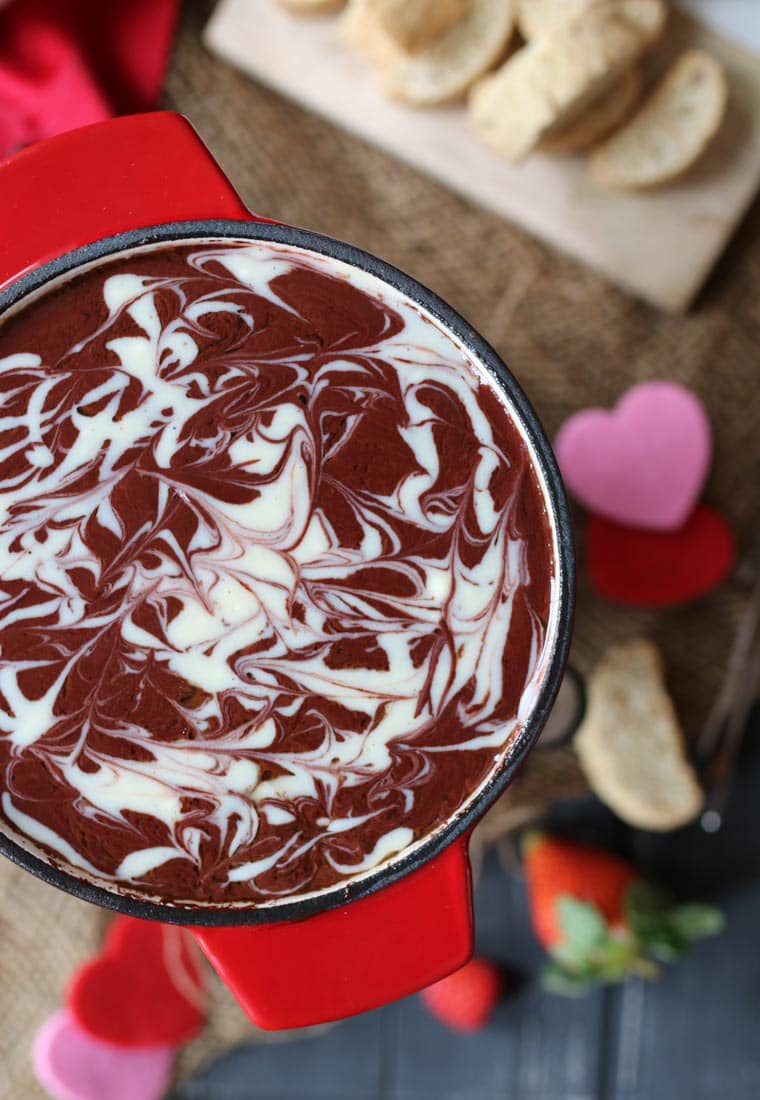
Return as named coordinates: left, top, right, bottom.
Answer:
left=587, top=504, right=735, bottom=607
left=68, top=917, right=206, bottom=1048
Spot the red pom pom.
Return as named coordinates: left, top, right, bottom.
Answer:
left=421, top=956, right=503, bottom=1031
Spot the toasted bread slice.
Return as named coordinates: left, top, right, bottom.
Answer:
left=278, top=0, right=346, bottom=13
left=591, top=50, right=728, bottom=188
left=469, top=0, right=666, bottom=161
left=381, top=0, right=516, bottom=106
left=516, top=0, right=601, bottom=40
left=341, top=0, right=513, bottom=104
left=367, top=0, right=472, bottom=53
left=575, top=639, right=704, bottom=831
left=340, top=0, right=404, bottom=68
left=543, top=67, right=641, bottom=153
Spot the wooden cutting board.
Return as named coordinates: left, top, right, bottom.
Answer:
left=204, top=1, right=760, bottom=312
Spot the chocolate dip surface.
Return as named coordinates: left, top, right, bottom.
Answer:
left=0, top=239, right=554, bottom=905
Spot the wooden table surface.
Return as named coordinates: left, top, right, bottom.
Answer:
left=171, top=707, right=760, bottom=1100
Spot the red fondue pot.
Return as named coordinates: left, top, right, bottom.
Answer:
left=0, top=111, right=574, bottom=1030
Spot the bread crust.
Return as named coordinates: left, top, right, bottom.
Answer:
left=516, top=0, right=602, bottom=41
left=339, top=0, right=404, bottom=68
left=277, top=0, right=347, bottom=14
left=367, top=0, right=473, bottom=53
left=574, top=639, right=704, bottom=831
left=591, top=49, right=729, bottom=188
left=543, top=67, right=641, bottom=154
left=382, top=0, right=516, bottom=106
left=469, top=0, right=666, bottom=161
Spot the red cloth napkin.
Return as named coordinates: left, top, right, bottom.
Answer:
left=0, top=0, right=179, bottom=154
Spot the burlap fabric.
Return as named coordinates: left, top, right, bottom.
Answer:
left=2, top=1, right=759, bottom=1094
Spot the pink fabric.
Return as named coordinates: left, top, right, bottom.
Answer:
left=0, top=0, right=179, bottom=154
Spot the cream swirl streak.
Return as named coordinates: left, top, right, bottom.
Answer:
left=0, top=239, right=554, bottom=904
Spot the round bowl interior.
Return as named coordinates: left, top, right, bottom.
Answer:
left=0, top=219, right=575, bottom=925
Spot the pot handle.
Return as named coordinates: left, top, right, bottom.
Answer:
left=0, top=113, right=475, bottom=1030
left=0, top=111, right=257, bottom=290
left=193, top=836, right=474, bottom=1031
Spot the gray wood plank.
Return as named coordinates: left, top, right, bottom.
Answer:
left=389, top=855, right=606, bottom=1100
left=174, top=1007, right=385, bottom=1100
left=606, top=707, right=760, bottom=1100
left=173, top=711, right=760, bottom=1100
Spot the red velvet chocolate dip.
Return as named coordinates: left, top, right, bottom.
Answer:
left=0, top=239, right=554, bottom=904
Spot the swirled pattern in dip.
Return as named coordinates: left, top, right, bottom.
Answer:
left=0, top=240, right=554, bottom=904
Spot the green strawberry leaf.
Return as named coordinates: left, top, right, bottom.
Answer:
left=544, top=881, right=722, bottom=995
left=556, top=896, right=608, bottom=953
left=551, top=939, right=591, bottom=971
left=543, top=944, right=658, bottom=994
left=645, top=928, right=689, bottom=962
left=626, top=892, right=685, bottom=959
left=541, top=961, right=596, bottom=997
left=667, top=904, right=724, bottom=941
left=593, top=933, right=642, bottom=978
left=551, top=930, right=613, bottom=971
left=625, top=880, right=673, bottom=930
left=626, top=881, right=724, bottom=956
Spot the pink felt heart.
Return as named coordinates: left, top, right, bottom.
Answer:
left=33, top=1009, right=175, bottom=1100
left=555, top=381, right=711, bottom=531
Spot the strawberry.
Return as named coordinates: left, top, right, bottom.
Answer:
left=524, top=833, right=637, bottom=948
left=522, top=832, right=723, bottom=994
left=421, top=957, right=503, bottom=1031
